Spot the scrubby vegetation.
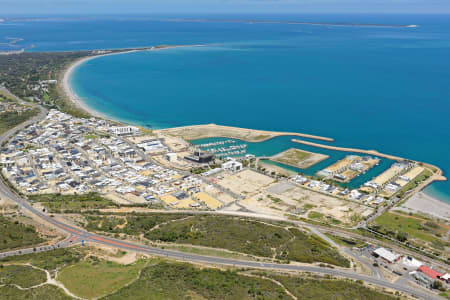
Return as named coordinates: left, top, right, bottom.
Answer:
left=276, top=228, right=350, bottom=267
left=269, top=273, right=397, bottom=300
left=29, top=193, right=117, bottom=212
left=0, top=51, right=91, bottom=117
left=85, top=214, right=349, bottom=267
left=0, top=215, right=43, bottom=251
left=0, top=249, right=397, bottom=300
left=0, top=109, right=39, bottom=134
left=370, top=212, right=449, bottom=256
left=0, top=247, right=83, bottom=270
left=0, top=265, right=47, bottom=288
left=85, top=213, right=190, bottom=235
left=103, top=261, right=289, bottom=300
left=58, top=257, right=147, bottom=299
left=0, top=285, right=71, bottom=300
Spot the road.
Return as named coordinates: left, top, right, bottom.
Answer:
left=0, top=96, right=441, bottom=300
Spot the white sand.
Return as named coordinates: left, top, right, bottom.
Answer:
left=394, top=192, right=450, bottom=221
left=62, top=50, right=137, bottom=119
left=62, top=45, right=204, bottom=121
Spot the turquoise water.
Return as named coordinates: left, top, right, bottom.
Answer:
left=7, top=15, right=445, bottom=202
left=191, top=136, right=394, bottom=190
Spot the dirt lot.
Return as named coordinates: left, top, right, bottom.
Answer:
left=240, top=181, right=373, bottom=225
left=156, top=123, right=333, bottom=142
left=270, top=148, right=329, bottom=169
left=216, top=169, right=276, bottom=196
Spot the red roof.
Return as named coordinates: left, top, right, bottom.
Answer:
left=418, top=265, right=442, bottom=279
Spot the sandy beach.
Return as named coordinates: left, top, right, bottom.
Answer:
left=62, top=44, right=205, bottom=121
left=60, top=45, right=450, bottom=220
left=394, top=192, right=450, bottom=221
left=62, top=50, right=138, bottom=119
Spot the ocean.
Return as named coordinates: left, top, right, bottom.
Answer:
left=1, top=14, right=450, bottom=202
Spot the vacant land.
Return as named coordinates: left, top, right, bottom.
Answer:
left=84, top=213, right=190, bottom=235
left=86, top=214, right=348, bottom=267
left=0, top=215, right=43, bottom=251
left=0, top=285, right=71, bottom=300
left=0, top=265, right=47, bottom=288
left=0, top=248, right=83, bottom=270
left=270, top=274, right=397, bottom=300
left=58, top=258, right=147, bottom=299
left=0, top=109, right=39, bottom=134
left=217, top=169, right=275, bottom=196
left=29, top=193, right=117, bottom=212
left=242, top=183, right=373, bottom=226
left=0, top=248, right=397, bottom=300
left=271, top=148, right=329, bottom=169
left=104, top=261, right=290, bottom=300
left=370, top=211, right=449, bottom=257
left=156, top=123, right=333, bottom=143
left=104, top=261, right=396, bottom=300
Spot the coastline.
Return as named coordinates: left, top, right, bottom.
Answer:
left=61, top=46, right=449, bottom=214
left=62, top=53, right=114, bottom=119
left=394, top=192, right=450, bottom=221
left=62, top=44, right=206, bottom=121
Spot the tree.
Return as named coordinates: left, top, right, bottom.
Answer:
left=396, top=231, right=408, bottom=242
left=432, top=280, right=443, bottom=290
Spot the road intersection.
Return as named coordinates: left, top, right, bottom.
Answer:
left=0, top=97, right=441, bottom=300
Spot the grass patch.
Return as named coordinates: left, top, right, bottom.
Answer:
left=0, top=285, right=71, bottom=300
left=0, top=265, right=47, bottom=288
left=276, top=228, right=350, bottom=267
left=0, top=109, right=39, bottom=135
left=84, top=213, right=189, bottom=235
left=58, top=257, right=147, bottom=299
left=104, top=261, right=289, bottom=300
left=308, top=211, right=325, bottom=220
left=396, top=169, right=433, bottom=199
left=325, top=234, right=367, bottom=248
left=0, top=248, right=83, bottom=271
left=270, top=274, right=397, bottom=300
left=163, top=245, right=260, bottom=261
left=253, top=134, right=271, bottom=141
left=0, top=215, right=43, bottom=251
left=29, top=193, right=117, bottom=212
left=370, top=212, right=449, bottom=253
left=88, top=214, right=349, bottom=267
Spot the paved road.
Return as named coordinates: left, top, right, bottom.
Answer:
left=0, top=98, right=440, bottom=300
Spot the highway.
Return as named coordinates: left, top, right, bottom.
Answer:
left=0, top=96, right=441, bottom=300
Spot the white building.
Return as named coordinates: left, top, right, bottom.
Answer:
left=109, top=126, right=139, bottom=136
left=222, top=160, right=243, bottom=172
left=373, top=247, right=400, bottom=263
left=166, top=153, right=177, bottom=162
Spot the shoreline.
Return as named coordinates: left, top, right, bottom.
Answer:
left=60, top=46, right=449, bottom=211
left=62, top=44, right=206, bottom=121
left=62, top=53, right=116, bottom=119
left=394, top=192, right=450, bottom=221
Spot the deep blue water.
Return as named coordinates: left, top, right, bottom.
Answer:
left=1, top=14, right=449, bottom=202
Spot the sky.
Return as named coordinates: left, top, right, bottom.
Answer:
left=1, top=0, right=450, bottom=15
